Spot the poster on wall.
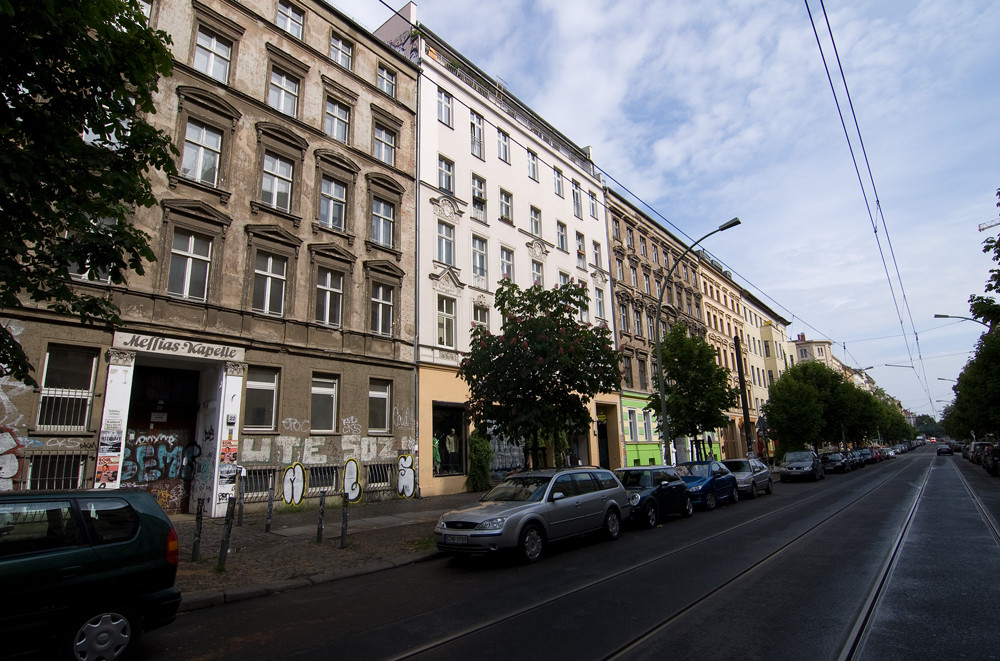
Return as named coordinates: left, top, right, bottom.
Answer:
left=95, top=455, right=120, bottom=489
left=99, top=429, right=122, bottom=455
left=217, top=439, right=239, bottom=503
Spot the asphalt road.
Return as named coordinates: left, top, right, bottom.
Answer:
left=138, top=445, right=1000, bottom=661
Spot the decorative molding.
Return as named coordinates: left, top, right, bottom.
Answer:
left=225, top=362, right=247, bottom=376
left=106, top=349, right=135, bottom=366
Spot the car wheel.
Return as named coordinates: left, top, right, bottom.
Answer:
left=70, top=608, right=140, bottom=661
left=518, top=524, right=544, bottom=563
left=604, top=509, right=622, bottom=540
left=820, top=468, right=825, bottom=480
left=730, top=486, right=739, bottom=503
left=765, top=479, right=773, bottom=494
left=749, top=482, right=758, bottom=499
left=643, top=502, right=658, bottom=529
left=682, top=496, right=694, bottom=517
left=704, top=492, right=717, bottom=510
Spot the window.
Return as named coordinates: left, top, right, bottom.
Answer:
left=473, top=304, right=489, bottom=328
left=371, top=197, right=395, bottom=248
left=652, top=245, right=659, bottom=264
left=577, top=279, right=589, bottom=323
left=497, top=129, right=510, bottom=163
left=589, top=191, right=599, bottom=218
left=168, top=229, right=211, bottom=301
left=623, top=358, right=633, bottom=389
left=368, top=379, right=392, bottom=432
left=643, top=273, right=651, bottom=294
left=330, top=33, right=352, bottom=69
left=0, top=501, right=77, bottom=551
left=470, top=111, right=484, bottom=158
left=194, top=27, right=231, bottom=83
left=261, top=152, right=294, bottom=212
left=627, top=228, right=635, bottom=249
left=531, top=260, right=543, bottom=287
left=635, top=309, right=644, bottom=337
left=276, top=1, right=304, bottom=39
left=181, top=120, right=221, bottom=186
left=595, top=287, right=606, bottom=319
left=268, top=67, right=299, bottom=116
left=437, top=221, right=454, bottom=265
left=553, top=168, right=564, bottom=197
left=36, top=346, right=98, bottom=432
left=373, top=124, right=395, bottom=166
left=620, top=303, right=631, bottom=333
left=593, top=241, right=602, bottom=269
left=572, top=181, right=582, bottom=218
left=319, top=176, right=346, bottom=230
left=371, top=283, right=393, bottom=335
left=438, top=156, right=454, bottom=193
left=612, top=219, right=621, bottom=240
left=324, top=100, right=349, bottom=143
left=437, top=88, right=453, bottom=126
left=559, top=271, right=570, bottom=287
left=556, top=221, right=568, bottom=251
left=472, top=236, right=488, bottom=280
left=471, top=175, right=486, bottom=221
left=315, top=267, right=343, bottom=326
left=308, top=375, right=339, bottom=433
left=638, top=360, right=648, bottom=390
left=438, top=295, right=456, bottom=348
left=643, top=410, right=653, bottom=440
left=377, top=65, right=396, bottom=97
left=499, top=189, right=512, bottom=222
left=527, top=151, right=539, bottom=181
left=500, top=246, right=514, bottom=281
left=640, top=237, right=647, bottom=257
left=530, top=207, right=542, bottom=237
left=616, top=259, right=624, bottom=281
left=245, top=367, right=279, bottom=430
left=252, top=252, right=286, bottom=316
left=647, top=312, right=656, bottom=339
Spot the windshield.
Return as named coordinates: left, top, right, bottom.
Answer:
left=482, top=476, right=551, bottom=502
left=784, top=452, right=813, bottom=462
left=823, top=453, right=843, bottom=460
left=723, top=460, right=750, bottom=473
left=676, top=463, right=710, bottom=478
left=615, top=471, right=651, bottom=488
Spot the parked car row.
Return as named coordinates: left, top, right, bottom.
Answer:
left=957, top=439, right=1000, bottom=477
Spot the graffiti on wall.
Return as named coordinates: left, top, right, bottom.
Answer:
left=0, top=321, right=31, bottom=431
left=21, top=438, right=97, bottom=450
left=149, top=482, right=185, bottom=511
left=0, top=425, right=24, bottom=491
left=343, top=458, right=362, bottom=503
left=282, top=462, right=306, bottom=505
left=121, top=432, right=185, bottom=483
left=396, top=455, right=415, bottom=498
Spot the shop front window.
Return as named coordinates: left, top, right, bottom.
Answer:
left=432, top=405, right=466, bottom=477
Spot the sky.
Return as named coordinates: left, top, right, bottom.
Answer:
left=334, top=0, right=1000, bottom=420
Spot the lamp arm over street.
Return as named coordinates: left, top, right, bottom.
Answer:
left=933, top=313, right=990, bottom=329
left=654, top=218, right=741, bottom=464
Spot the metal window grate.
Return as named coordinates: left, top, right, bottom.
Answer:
left=36, top=389, right=94, bottom=432
left=240, top=467, right=277, bottom=503
left=24, top=453, right=91, bottom=490
left=306, top=464, right=339, bottom=495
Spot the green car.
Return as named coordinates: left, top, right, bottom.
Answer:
left=0, top=489, right=180, bottom=660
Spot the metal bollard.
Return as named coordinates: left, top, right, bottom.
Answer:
left=265, top=472, right=275, bottom=533
left=237, top=476, right=245, bottom=527
left=316, top=491, right=326, bottom=543
left=217, top=497, right=236, bottom=572
left=191, top=498, right=204, bottom=562
left=340, top=488, right=349, bottom=549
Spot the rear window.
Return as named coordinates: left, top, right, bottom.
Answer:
left=0, top=500, right=80, bottom=556
left=79, top=498, right=139, bottom=545
left=592, top=470, right=619, bottom=491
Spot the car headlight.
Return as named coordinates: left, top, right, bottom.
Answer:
left=475, top=517, right=507, bottom=531
left=688, top=484, right=702, bottom=492
left=629, top=493, right=641, bottom=507
left=436, top=515, right=447, bottom=529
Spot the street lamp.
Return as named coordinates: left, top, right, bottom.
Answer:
left=933, top=313, right=990, bottom=329
left=937, top=377, right=957, bottom=383
left=654, top=217, right=741, bottom=465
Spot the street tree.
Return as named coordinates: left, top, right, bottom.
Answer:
left=762, top=372, right=823, bottom=453
left=646, top=322, right=737, bottom=460
left=942, top=330, right=1000, bottom=440
left=458, top=279, right=621, bottom=467
left=0, top=0, right=177, bottom=385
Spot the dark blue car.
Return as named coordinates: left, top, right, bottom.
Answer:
left=676, top=461, right=739, bottom=510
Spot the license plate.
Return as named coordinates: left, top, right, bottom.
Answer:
left=445, top=534, right=468, bottom=544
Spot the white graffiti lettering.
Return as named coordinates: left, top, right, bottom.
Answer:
left=281, top=418, right=310, bottom=433
left=241, top=437, right=271, bottom=463
left=302, top=437, right=328, bottom=464
left=341, top=416, right=362, bottom=435
left=282, top=463, right=306, bottom=505
left=396, top=455, right=415, bottom=498
left=392, top=407, right=414, bottom=431
left=343, top=458, right=362, bottom=502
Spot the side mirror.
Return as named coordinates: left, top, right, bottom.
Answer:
left=551, top=492, right=565, bottom=502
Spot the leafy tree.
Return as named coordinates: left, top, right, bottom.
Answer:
left=942, top=331, right=1000, bottom=440
left=968, top=188, right=1000, bottom=329
left=464, top=426, right=494, bottom=492
left=646, top=322, right=737, bottom=461
left=762, top=373, right=823, bottom=453
left=0, top=0, right=177, bottom=384
left=458, top=279, right=621, bottom=467
left=912, top=414, right=943, bottom=438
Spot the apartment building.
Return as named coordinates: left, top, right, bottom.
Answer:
left=1, top=0, right=419, bottom=514
left=740, top=290, right=792, bottom=457
left=375, top=4, right=622, bottom=495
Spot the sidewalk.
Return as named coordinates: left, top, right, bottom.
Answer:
left=171, top=490, right=483, bottom=612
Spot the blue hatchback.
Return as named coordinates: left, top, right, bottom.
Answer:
left=675, top=461, right=739, bottom=510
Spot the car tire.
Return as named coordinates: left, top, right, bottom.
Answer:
left=604, top=509, right=622, bottom=540
left=749, top=482, right=758, bottom=499
left=730, top=486, right=739, bottom=503
left=70, top=608, right=140, bottom=661
left=643, top=502, right=658, bottom=529
left=765, top=479, right=773, bottom=495
left=682, top=496, right=694, bottom=517
left=704, top=492, right=717, bottom=510
left=518, top=524, right=544, bottom=564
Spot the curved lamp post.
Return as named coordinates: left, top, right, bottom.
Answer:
left=934, top=313, right=990, bottom=329
left=654, top=217, right=741, bottom=465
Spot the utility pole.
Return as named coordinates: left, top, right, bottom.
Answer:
left=733, top=334, right=755, bottom=457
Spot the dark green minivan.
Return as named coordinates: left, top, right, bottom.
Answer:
left=0, top=489, right=180, bottom=660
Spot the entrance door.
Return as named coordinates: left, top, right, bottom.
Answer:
left=122, top=366, right=200, bottom=513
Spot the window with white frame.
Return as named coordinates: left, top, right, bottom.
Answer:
left=437, top=88, right=453, bottom=126
left=628, top=409, right=638, bottom=439
left=616, top=259, right=624, bottom=281
left=377, top=64, right=396, bottom=97
left=311, top=375, right=338, bottom=432
left=623, top=358, right=633, bottom=389
left=276, top=1, right=304, bottom=39
left=319, top=176, right=346, bottom=230
left=640, top=237, right=647, bottom=257
left=500, top=246, right=514, bottom=281
left=643, top=273, right=650, bottom=294
left=245, top=367, right=279, bottom=430
left=194, top=27, right=231, bottom=83
left=531, top=260, right=543, bottom=287
left=473, top=304, right=489, bottom=328
left=368, top=379, right=391, bottom=432
left=556, top=222, right=568, bottom=251
left=471, top=175, right=486, bottom=221
left=168, top=229, right=211, bottom=301
left=558, top=271, right=570, bottom=288
left=593, top=241, right=602, bottom=269
left=330, top=33, right=352, bottom=69
left=595, top=287, right=606, bottom=320
left=437, top=295, right=456, bottom=348
left=324, top=99, right=349, bottom=143
left=577, top=279, right=589, bottom=323
left=181, top=120, right=221, bottom=186
left=631, top=267, right=638, bottom=288
left=627, top=228, right=634, bottom=249
left=652, top=244, right=659, bottom=264
left=576, top=232, right=586, bottom=268
left=612, top=219, right=621, bottom=239
left=553, top=167, right=564, bottom=197
left=438, top=156, right=454, bottom=194
left=527, top=151, right=539, bottom=181
left=497, top=129, right=510, bottom=163
left=620, top=303, right=630, bottom=333
left=470, top=111, right=484, bottom=158
left=371, top=197, right=394, bottom=248
left=261, top=152, right=293, bottom=211
left=252, top=252, right=286, bottom=316
left=589, top=191, right=599, bottom=218
left=572, top=181, right=582, bottom=218
left=472, top=236, right=487, bottom=280
left=373, top=124, right=395, bottom=166
left=643, top=410, right=653, bottom=439
left=530, top=207, right=541, bottom=237
left=315, top=267, right=343, bottom=326
left=268, top=67, right=299, bottom=116
left=370, top=283, right=393, bottom=335
left=437, top=221, right=454, bottom=265
left=647, top=313, right=656, bottom=340
left=635, top=309, right=644, bottom=337
left=36, top=345, right=98, bottom=432
left=499, top=189, right=512, bottom=222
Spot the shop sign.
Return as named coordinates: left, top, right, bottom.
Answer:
left=113, top=332, right=244, bottom=361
